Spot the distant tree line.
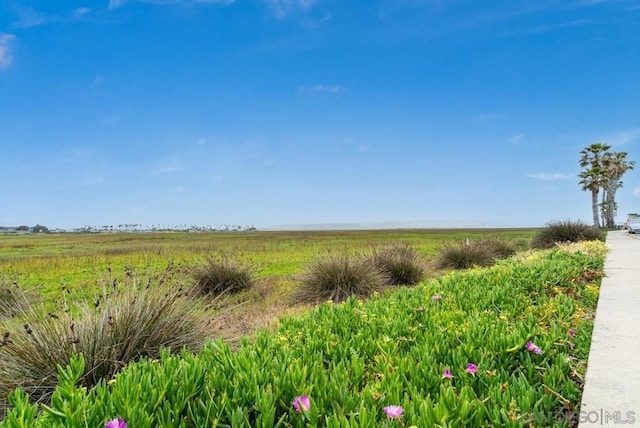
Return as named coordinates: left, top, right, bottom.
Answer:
left=579, top=143, right=635, bottom=228
left=70, top=224, right=257, bottom=233
left=1, top=224, right=257, bottom=234
left=2, top=225, right=50, bottom=233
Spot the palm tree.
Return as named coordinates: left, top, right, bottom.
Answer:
left=579, top=143, right=611, bottom=228
left=579, top=167, right=607, bottom=228
left=602, top=151, right=635, bottom=227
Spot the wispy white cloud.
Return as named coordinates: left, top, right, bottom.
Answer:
left=108, top=0, right=126, bottom=9
left=195, top=0, right=235, bottom=4
left=0, top=34, right=15, bottom=70
left=571, top=0, right=616, bottom=6
left=474, top=112, right=505, bottom=122
left=598, top=128, right=640, bottom=146
left=152, top=165, right=183, bottom=175
left=527, top=172, right=575, bottom=180
left=109, top=0, right=235, bottom=9
left=72, top=7, right=91, bottom=19
left=267, top=0, right=318, bottom=19
left=298, top=84, right=344, bottom=94
left=92, top=75, right=105, bottom=86
left=11, top=6, right=92, bottom=27
left=507, top=134, right=525, bottom=145
left=12, top=7, right=47, bottom=28
left=503, top=19, right=592, bottom=37
left=633, top=187, right=640, bottom=198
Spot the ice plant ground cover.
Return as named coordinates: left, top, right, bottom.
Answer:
left=1, top=242, right=605, bottom=427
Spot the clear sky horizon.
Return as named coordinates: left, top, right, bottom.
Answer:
left=1, top=0, right=639, bottom=230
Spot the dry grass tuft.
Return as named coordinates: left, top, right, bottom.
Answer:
left=294, top=254, right=388, bottom=304
left=191, top=255, right=256, bottom=297
left=370, top=243, right=425, bottom=286
left=0, top=267, right=213, bottom=415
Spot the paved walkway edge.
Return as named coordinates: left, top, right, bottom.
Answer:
left=579, top=231, right=640, bottom=427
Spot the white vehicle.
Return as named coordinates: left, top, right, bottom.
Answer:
left=628, top=219, right=640, bottom=234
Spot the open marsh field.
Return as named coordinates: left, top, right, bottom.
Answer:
left=0, top=229, right=535, bottom=289
left=0, top=229, right=535, bottom=336
left=0, top=230, right=606, bottom=426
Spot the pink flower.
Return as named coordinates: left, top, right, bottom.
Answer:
left=292, top=395, right=310, bottom=413
left=443, top=368, right=453, bottom=379
left=431, top=295, right=441, bottom=301
left=526, top=341, right=543, bottom=354
left=383, top=405, right=404, bottom=419
left=466, top=363, right=478, bottom=374
left=105, top=419, right=127, bottom=428
left=568, top=329, right=576, bottom=337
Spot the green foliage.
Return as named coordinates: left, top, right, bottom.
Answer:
left=370, top=243, right=425, bottom=286
left=478, top=238, right=517, bottom=259
left=31, top=225, right=49, bottom=234
left=295, top=254, right=388, bottom=304
left=531, top=220, right=603, bottom=249
left=579, top=143, right=635, bottom=228
left=435, top=238, right=516, bottom=270
left=191, top=255, right=255, bottom=297
left=0, top=269, right=211, bottom=416
left=1, top=244, right=604, bottom=427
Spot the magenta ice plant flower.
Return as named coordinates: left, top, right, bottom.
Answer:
left=383, top=405, right=404, bottom=419
left=443, top=368, right=453, bottom=379
left=105, top=419, right=127, bottom=428
left=568, top=329, right=576, bottom=337
left=526, top=341, right=543, bottom=354
left=466, top=363, right=478, bottom=374
left=292, top=395, right=311, bottom=413
left=431, top=295, right=441, bottom=301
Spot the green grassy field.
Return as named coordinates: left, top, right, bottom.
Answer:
left=0, top=229, right=535, bottom=292
left=0, top=228, right=536, bottom=338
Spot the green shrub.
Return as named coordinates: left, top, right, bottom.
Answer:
left=0, top=269, right=211, bottom=415
left=512, top=238, right=531, bottom=252
left=370, top=243, right=425, bottom=286
left=295, top=254, right=388, bottom=304
left=436, top=243, right=493, bottom=269
left=435, top=238, right=516, bottom=270
left=531, top=220, right=603, bottom=249
left=476, top=238, right=517, bottom=259
left=191, top=255, right=255, bottom=297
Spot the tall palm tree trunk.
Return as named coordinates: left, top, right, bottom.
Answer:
left=606, top=182, right=617, bottom=228
left=591, top=188, right=600, bottom=228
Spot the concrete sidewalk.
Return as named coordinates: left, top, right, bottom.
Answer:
left=580, top=230, right=640, bottom=427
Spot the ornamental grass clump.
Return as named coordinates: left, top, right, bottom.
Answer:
left=436, top=238, right=516, bottom=270
left=0, top=269, right=212, bottom=415
left=295, top=254, right=388, bottom=304
left=370, top=243, right=425, bottom=286
left=531, top=219, right=603, bottom=249
left=435, top=242, right=486, bottom=270
left=191, top=255, right=255, bottom=297
left=0, top=280, right=36, bottom=322
left=477, top=238, right=517, bottom=259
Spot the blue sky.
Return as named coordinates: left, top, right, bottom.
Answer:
left=1, top=0, right=639, bottom=229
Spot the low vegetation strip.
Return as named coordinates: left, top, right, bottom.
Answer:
left=1, top=242, right=605, bottom=427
